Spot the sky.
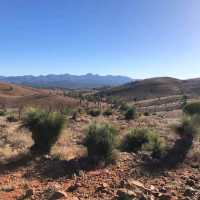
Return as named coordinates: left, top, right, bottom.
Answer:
left=0, top=0, right=200, bottom=79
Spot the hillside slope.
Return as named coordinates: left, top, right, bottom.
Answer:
left=0, top=82, right=78, bottom=108
left=100, top=77, right=200, bottom=101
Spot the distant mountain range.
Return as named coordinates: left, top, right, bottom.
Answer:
left=0, top=73, right=134, bottom=89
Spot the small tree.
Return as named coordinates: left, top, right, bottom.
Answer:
left=84, top=122, right=117, bottom=164
left=23, top=108, right=65, bottom=154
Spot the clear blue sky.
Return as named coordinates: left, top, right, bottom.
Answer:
left=0, top=0, right=199, bottom=79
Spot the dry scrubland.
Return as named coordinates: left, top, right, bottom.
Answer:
left=0, top=83, right=200, bottom=200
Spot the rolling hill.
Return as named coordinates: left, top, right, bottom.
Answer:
left=0, top=82, right=78, bottom=108
left=100, top=77, right=200, bottom=101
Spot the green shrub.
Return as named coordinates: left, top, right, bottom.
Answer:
left=174, top=115, right=200, bottom=138
left=124, top=106, right=136, bottom=120
left=88, top=108, right=101, bottom=117
left=181, top=95, right=187, bottom=108
left=183, top=102, right=200, bottom=116
left=103, top=108, right=113, bottom=116
left=121, top=128, right=150, bottom=152
left=62, top=107, right=74, bottom=116
left=84, top=122, right=117, bottom=164
left=119, top=102, right=129, bottom=112
left=144, top=132, right=166, bottom=159
left=121, top=128, right=165, bottom=158
left=23, top=108, right=65, bottom=153
left=0, top=110, right=6, bottom=116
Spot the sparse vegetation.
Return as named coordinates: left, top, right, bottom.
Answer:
left=2, top=80, right=200, bottom=200
left=181, top=95, right=187, bottom=108
left=144, top=132, right=166, bottom=159
left=174, top=115, right=200, bottom=138
left=62, top=107, right=75, bottom=116
left=121, top=128, right=165, bottom=158
left=162, top=115, right=200, bottom=167
left=119, top=102, right=129, bottom=112
left=88, top=108, right=101, bottom=117
left=0, top=110, right=6, bottom=116
left=22, top=107, right=65, bottom=153
left=6, top=115, right=18, bottom=122
left=84, top=122, right=117, bottom=164
left=103, top=108, right=113, bottom=116
left=183, top=102, right=200, bottom=116
left=124, top=106, right=136, bottom=120
left=121, top=128, right=150, bottom=152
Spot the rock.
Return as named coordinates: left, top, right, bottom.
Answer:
left=183, top=187, right=196, bottom=197
left=139, top=193, right=148, bottom=200
left=150, top=185, right=156, bottom=191
left=116, top=188, right=137, bottom=199
left=49, top=190, right=68, bottom=200
left=96, top=182, right=109, bottom=193
left=158, top=193, right=172, bottom=200
left=67, top=183, right=80, bottom=192
left=17, top=188, right=34, bottom=200
left=127, top=179, right=145, bottom=189
left=101, top=182, right=109, bottom=188
left=0, top=185, right=15, bottom=192
left=24, top=189, right=34, bottom=197
left=159, top=187, right=167, bottom=193
left=185, top=179, right=195, bottom=187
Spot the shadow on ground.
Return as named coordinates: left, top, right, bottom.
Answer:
left=0, top=150, right=101, bottom=180
left=141, top=134, right=193, bottom=175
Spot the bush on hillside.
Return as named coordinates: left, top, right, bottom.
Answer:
left=124, top=106, right=136, bottom=120
left=162, top=116, right=200, bottom=167
left=0, top=110, right=6, bottom=116
left=121, top=128, right=165, bottom=158
left=183, top=102, right=200, bottom=116
left=121, top=128, right=150, bottom=152
left=84, top=122, right=117, bottom=164
left=119, top=102, right=130, bottom=112
left=174, top=115, right=200, bottom=138
left=23, top=108, right=65, bottom=153
left=103, top=108, right=113, bottom=116
left=62, top=107, right=75, bottom=116
left=181, top=95, right=187, bottom=108
left=88, top=108, right=101, bottom=117
left=144, top=132, right=166, bottom=159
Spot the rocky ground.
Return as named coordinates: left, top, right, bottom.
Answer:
left=0, top=109, right=200, bottom=200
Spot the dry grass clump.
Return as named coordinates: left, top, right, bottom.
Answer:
left=22, top=107, right=65, bottom=154
left=84, top=122, right=118, bottom=165
left=121, top=128, right=165, bottom=159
